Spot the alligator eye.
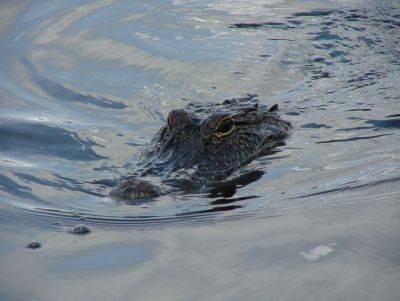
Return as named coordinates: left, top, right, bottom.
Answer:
left=215, top=117, right=235, bottom=137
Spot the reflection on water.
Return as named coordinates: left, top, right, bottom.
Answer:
left=0, top=0, right=400, bottom=300
left=0, top=0, right=399, bottom=228
left=48, top=241, right=155, bottom=273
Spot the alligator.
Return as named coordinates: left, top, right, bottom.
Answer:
left=110, top=95, right=291, bottom=201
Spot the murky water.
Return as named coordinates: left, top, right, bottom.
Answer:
left=1, top=0, right=399, bottom=300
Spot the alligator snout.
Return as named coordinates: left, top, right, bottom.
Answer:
left=110, top=178, right=161, bottom=200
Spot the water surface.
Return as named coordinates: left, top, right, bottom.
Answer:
left=0, top=0, right=399, bottom=300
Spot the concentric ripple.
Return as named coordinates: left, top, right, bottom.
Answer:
left=0, top=0, right=399, bottom=230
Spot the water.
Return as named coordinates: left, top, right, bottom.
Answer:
left=1, top=0, right=399, bottom=300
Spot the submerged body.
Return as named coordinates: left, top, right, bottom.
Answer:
left=110, top=95, right=291, bottom=200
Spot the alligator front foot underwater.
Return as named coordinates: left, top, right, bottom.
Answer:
left=110, top=95, right=291, bottom=201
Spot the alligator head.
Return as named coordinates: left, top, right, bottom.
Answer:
left=110, top=97, right=291, bottom=201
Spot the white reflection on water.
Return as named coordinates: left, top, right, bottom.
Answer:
left=300, top=243, right=336, bottom=261
left=31, top=0, right=195, bottom=77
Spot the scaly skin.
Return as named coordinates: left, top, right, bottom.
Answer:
left=110, top=95, right=291, bottom=200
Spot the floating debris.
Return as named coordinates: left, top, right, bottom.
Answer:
left=26, top=242, right=41, bottom=249
left=71, top=224, right=91, bottom=235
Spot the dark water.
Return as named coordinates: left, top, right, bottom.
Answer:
left=1, top=0, right=399, bottom=300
